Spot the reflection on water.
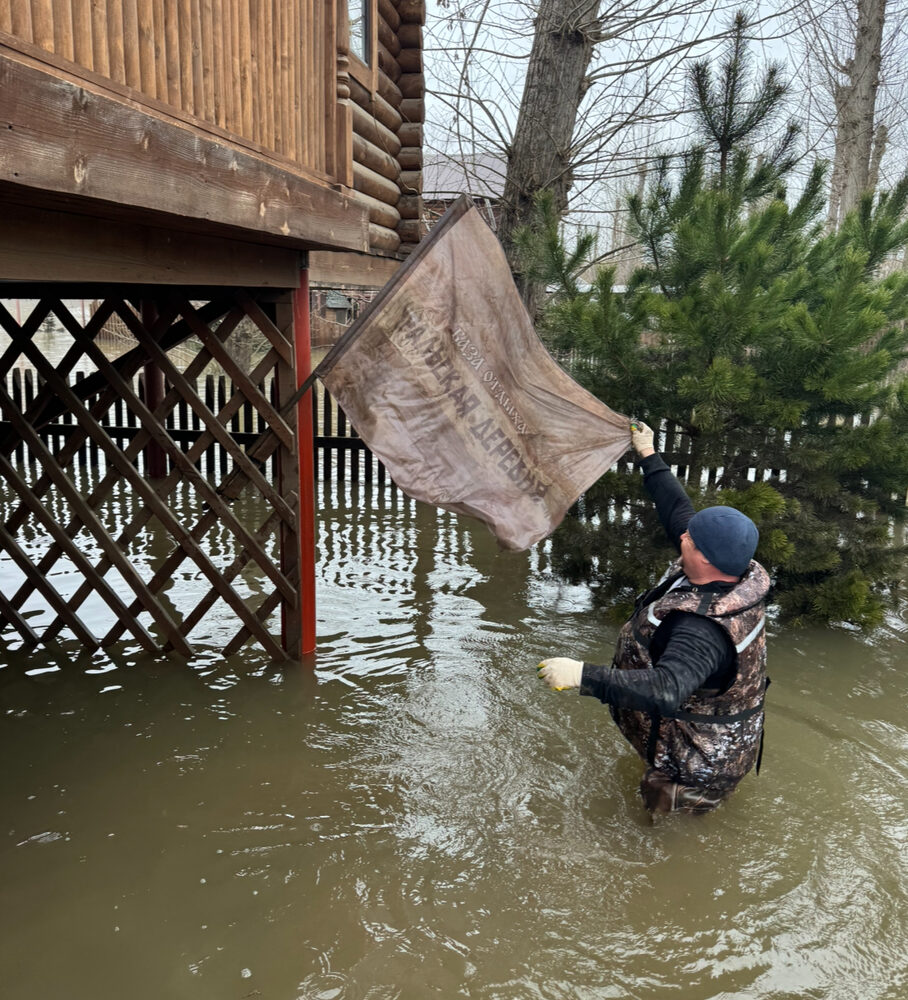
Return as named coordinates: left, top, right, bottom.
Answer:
left=1, top=480, right=907, bottom=999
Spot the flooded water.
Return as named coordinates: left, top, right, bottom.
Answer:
left=2, top=482, right=908, bottom=999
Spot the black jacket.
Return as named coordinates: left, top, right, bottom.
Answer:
left=580, top=453, right=737, bottom=715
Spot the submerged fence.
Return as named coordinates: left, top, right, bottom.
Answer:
left=3, top=366, right=392, bottom=486
left=3, top=365, right=888, bottom=497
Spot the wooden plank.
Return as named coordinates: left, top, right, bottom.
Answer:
left=397, top=21, right=421, bottom=45
left=397, top=145, right=421, bottom=169
left=322, top=0, right=336, bottom=174
left=377, top=41, right=401, bottom=83
left=136, top=0, right=155, bottom=94
left=177, top=0, right=195, bottom=114
left=378, top=0, right=400, bottom=32
left=73, top=0, right=94, bottom=68
left=162, top=0, right=180, bottom=106
left=91, top=0, right=111, bottom=76
left=120, top=0, right=139, bottom=87
left=377, top=16, right=400, bottom=59
left=10, top=4, right=33, bottom=38
left=273, top=0, right=285, bottom=154
left=0, top=588, right=41, bottom=647
left=273, top=293, right=300, bottom=655
left=238, top=0, right=253, bottom=138
left=397, top=120, right=421, bottom=147
left=399, top=168, right=421, bottom=193
left=51, top=0, right=73, bottom=61
left=397, top=192, right=420, bottom=219
left=189, top=0, right=202, bottom=116
left=400, top=96, right=423, bottom=123
left=0, top=522, right=99, bottom=647
left=200, top=0, right=214, bottom=121
left=0, top=199, right=303, bottom=285
left=233, top=291, right=293, bottom=365
left=396, top=217, right=422, bottom=242
left=315, top=0, right=324, bottom=170
left=0, top=50, right=370, bottom=252
left=29, top=0, right=53, bottom=50
left=299, top=0, right=310, bottom=166
left=223, top=586, right=284, bottom=656
left=172, top=296, right=294, bottom=447
left=260, top=0, right=273, bottom=150
left=398, top=72, right=423, bottom=100
left=308, top=248, right=400, bottom=287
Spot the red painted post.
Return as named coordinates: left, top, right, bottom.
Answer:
left=293, top=268, right=317, bottom=654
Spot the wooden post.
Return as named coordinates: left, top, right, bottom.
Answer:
left=294, top=264, right=317, bottom=654
left=141, top=301, right=167, bottom=478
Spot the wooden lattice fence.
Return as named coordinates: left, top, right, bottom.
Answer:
left=0, top=289, right=304, bottom=659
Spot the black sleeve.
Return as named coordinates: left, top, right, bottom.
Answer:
left=579, top=613, right=735, bottom=714
left=638, top=452, right=696, bottom=551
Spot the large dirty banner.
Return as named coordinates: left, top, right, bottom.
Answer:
left=317, top=197, right=631, bottom=551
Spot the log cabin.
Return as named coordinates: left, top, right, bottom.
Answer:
left=0, top=0, right=427, bottom=660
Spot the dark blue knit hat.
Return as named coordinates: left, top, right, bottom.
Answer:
left=687, top=506, right=758, bottom=577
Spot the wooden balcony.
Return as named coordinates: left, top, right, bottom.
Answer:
left=0, top=0, right=426, bottom=282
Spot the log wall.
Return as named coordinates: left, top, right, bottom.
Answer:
left=3, top=0, right=426, bottom=251
left=340, top=0, right=425, bottom=255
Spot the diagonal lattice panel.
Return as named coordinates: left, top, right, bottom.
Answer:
left=0, top=288, right=302, bottom=659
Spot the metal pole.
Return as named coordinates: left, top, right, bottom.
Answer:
left=293, top=267, right=317, bottom=654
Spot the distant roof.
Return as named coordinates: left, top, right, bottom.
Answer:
left=422, top=151, right=506, bottom=201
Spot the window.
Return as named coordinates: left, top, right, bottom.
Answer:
left=348, top=0, right=371, bottom=65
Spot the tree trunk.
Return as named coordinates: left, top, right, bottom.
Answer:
left=829, top=0, right=886, bottom=226
left=497, top=0, right=601, bottom=319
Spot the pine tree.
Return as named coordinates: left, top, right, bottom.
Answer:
left=533, top=16, right=908, bottom=628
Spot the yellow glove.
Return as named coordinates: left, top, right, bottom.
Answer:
left=629, top=419, right=655, bottom=457
left=537, top=657, right=583, bottom=691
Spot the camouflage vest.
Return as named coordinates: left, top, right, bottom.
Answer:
left=610, top=558, right=771, bottom=793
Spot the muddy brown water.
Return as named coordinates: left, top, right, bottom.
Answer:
left=1, top=482, right=907, bottom=999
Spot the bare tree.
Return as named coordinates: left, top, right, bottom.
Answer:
left=426, top=0, right=800, bottom=311
left=794, top=0, right=908, bottom=226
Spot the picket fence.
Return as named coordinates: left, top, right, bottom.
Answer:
left=3, top=366, right=887, bottom=500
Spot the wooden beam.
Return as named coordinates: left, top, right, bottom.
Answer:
left=308, top=249, right=401, bottom=287
left=0, top=48, right=370, bottom=253
left=0, top=200, right=304, bottom=285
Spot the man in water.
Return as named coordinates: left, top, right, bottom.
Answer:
left=537, top=420, right=770, bottom=814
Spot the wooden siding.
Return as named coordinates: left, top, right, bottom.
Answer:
left=7, top=0, right=334, bottom=176
left=1, top=0, right=426, bottom=257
